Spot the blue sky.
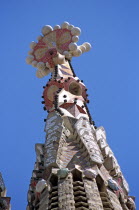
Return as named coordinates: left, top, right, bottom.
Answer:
left=0, top=0, right=139, bottom=209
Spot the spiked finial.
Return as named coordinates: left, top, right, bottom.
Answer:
left=26, top=22, right=91, bottom=78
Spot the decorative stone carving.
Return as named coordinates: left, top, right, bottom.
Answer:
left=83, top=178, right=103, bottom=209
left=0, top=173, right=11, bottom=210
left=58, top=173, right=75, bottom=210
left=57, top=168, right=69, bottom=179
left=26, top=22, right=135, bottom=210
left=75, top=117, right=103, bottom=165
left=84, top=168, right=98, bottom=179
left=36, top=179, right=47, bottom=193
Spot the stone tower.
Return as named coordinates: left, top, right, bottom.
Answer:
left=26, top=22, right=135, bottom=210
left=0, top=172, right=11, bottom=209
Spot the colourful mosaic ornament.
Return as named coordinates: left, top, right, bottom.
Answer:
left=26, top=21, right=91, bottom=78
left=26, top=22, right=135, bottom=210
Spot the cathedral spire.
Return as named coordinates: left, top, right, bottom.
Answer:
left=0, top=172, right=11, bottom=209
left=26, top=22, right=135, bottom=210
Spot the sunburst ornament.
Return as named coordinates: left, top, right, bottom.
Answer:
left=26, top=22, right=91, bottom=78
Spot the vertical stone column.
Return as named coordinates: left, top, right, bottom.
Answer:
left=39, top=188, right=49, bottom=210
left=107, top=189, right=123, bottom=210
left=83, top=178, right=103, bottom=210
left=0, top=173, right=11, bottom=210
left=58, top=173, right=75, bottom=210
left=44, top=112, right=64, bottom=167
left=75, top=117, right=103, bottom=165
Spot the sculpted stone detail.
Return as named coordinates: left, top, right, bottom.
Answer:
left=75, top=117, right=103, bottom=165
left=107, top=189, right=123, bottom=210
left=58, top=173, right=75, bottom=210
left=96, top=126, right=129, bottom=195
left=44, top=112, right=66, bottom=167
left=0, top=173, right=11, bottom=210
left=26, top=22, right=135, bottom=210
left=83, top=178, right=103, bottom=210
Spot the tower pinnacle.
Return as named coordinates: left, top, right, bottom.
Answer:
left=0, top=172, right=11, bottom=209
left=26, top=22, right=135, bottom=210
left=26, top=21, right=91, bottom=78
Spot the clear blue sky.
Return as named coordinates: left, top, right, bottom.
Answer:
left=0, top=0, right=139, bottom=209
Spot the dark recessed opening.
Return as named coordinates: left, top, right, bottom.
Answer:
left=49, top=174, right=58, bottom=186
left=72, top=170, right=82, bottom=182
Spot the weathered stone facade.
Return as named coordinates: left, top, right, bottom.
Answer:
left=0, top=173, right=11, bottom=210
